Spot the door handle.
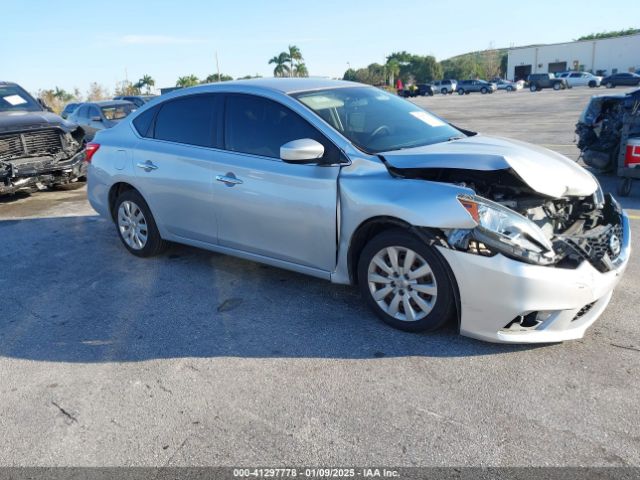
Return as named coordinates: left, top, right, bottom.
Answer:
left=136, top=160, right=158, bottom=172
left=216, top=174, right=243, bottom=186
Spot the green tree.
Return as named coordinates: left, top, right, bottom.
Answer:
left=577, top=28, right=639, bottom=41
left=288, top=45, right=303, bottom=77
left=176, top=75, right=200, bottom=88
left=343, top=68, right=358, bottom=81
left=269, top=52, right=291, bottom=77
left=136, top=74, right=155, bottom=94
left=204, top=73, right=233, bottom=83
left=412, top=56, right=442, bottom=82
left=294, top=62, right=309, bottom=78
left=385, top=59, right=400, bottom=86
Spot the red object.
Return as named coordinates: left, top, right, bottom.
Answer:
left=625, top=138, right=640, bottom=168
left=396, top=78, right=403, bottom=90
left=84, top=142, right=100, bottom=163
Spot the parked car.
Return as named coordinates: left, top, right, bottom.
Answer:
left=113, top=95, right=157, bottom=108
left=601, top=72, right=640, bottom=89
left=87, top=78, right=629, bottom=344
left=495, top=79, right=521, bottom=92
left=432, top=79, right=457, bottom=94
left=557, top=71, right=602, bottom=88
left=0, top=81, right=86, bottom=194
left=397, top=84, right=435, bottom=98
left=61, top=102, right=80, bottom=119
left=528, top=73, right=569, bottom=91
left=68, top=100, right=136, bottom=141
left=457, top=80, right=497, bottom=95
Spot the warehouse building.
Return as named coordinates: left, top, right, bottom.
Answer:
left=507, top=33, right=640, bottom=81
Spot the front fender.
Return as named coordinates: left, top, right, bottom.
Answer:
left=332, top=163, right=476, bottom=284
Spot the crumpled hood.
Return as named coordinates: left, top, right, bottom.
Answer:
left=381, top=135, right=597, bottom=198
left=0, top=110, right=78, bottom=134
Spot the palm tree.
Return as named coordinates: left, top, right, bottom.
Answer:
left=269, top=52, right=291, bottom=78
left=288, top=45, right=303, bottom=77
left=294, top=63, right=309, bottom=78
left=138, top=74, right=155, bottom=94
left=385, top=60, right=400, bottom=87
left=176, top=75, right=200, bottom=88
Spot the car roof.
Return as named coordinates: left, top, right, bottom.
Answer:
left=176, top=78, right=363, bottom=95
left=87, top=100, right=135, bottom=107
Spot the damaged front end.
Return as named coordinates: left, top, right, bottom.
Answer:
left=575, top=88, right=640, bottom=171
left=0, top=126, right=86, bottom=195
left=394, top=165, right=626, bottom=274
left=449, top=190, right=624, bottom=274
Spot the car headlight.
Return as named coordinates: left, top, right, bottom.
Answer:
left=454, top=195, right=555, bottom=264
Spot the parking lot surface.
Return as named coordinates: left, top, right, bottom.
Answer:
left=1, top=87, right=639, bottom=467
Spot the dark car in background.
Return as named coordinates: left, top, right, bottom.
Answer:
left=601, top=72, right=640, bottom=89
left=61, top=102, right=80, bottom=119
left=397, top=83, right=435, bottom=98
left=528, top=73, right=569, bottom=91
left=0, top=81, right=85, bottom=194
left=113, top=95, right=156, bottom=107
left=456, top=79, right=497, bottom=95
left=68, top=100, right=136, bottom=141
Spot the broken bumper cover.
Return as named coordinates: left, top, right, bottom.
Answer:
left=0, top=150, right=86, bottom=194
left=438, top=211, right=631, bottom=343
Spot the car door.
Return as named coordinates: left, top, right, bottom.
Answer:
left=210, top=93, right=341, bottom=272
left=132, top=94, right=221, bottom=244
left=568, top=72, right=583, bottom=87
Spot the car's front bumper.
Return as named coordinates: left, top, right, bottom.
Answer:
left=0, top=150, right=86, bottom=194
left=437, top=212, right=631, bottom=343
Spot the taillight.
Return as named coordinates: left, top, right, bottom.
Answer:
left=84, top=143, right=100, bottom=163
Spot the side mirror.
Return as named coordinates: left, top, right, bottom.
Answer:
left=280, top=139, right=324, bottom=163
left=91, top=116, right=102, bottom=122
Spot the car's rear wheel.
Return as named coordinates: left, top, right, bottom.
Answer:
left=606, top=81, right=614, bottom=88
left=588, top=80, right=597, bottom=88
left=480, top=87, right=488, bottom=94
left=530, top=84, right=537, bottom=92
left=114, top=190, right=166, bottom=257
left=457, top=89, right=464, bottom=95
left=358, top=230, right=455, bottom=333
left=506, top=86, right=513, bottom=92
left=553, top=83, right=561, bottom=90
left=441, top=88, right=447, bottom=95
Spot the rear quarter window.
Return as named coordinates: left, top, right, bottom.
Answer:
left=132, top=106, right=158, bottom=137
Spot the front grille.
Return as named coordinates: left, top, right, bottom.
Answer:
left=0, top=129, right=63, bottom=161
left=565, top=222, right=623, bottom=272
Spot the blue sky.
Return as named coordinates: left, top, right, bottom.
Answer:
left=3, top=0, right=638, bottom=95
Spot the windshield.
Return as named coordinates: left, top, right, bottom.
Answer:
left=292, top=87, right=463, bottom=153
left=0, top=85, right=42, bottom=113
left=101, top=103, right=135, bottom=121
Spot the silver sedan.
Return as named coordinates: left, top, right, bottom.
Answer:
left=86, top=79, right=630, bottom=343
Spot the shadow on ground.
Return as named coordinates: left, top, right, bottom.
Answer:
left=0, top=215, right=546, bottom=363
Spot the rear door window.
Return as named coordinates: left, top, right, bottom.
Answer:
left=153, top=94, right=218, bottom=147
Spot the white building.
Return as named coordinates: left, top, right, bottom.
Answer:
left=507, top=33, right=640, bottom=81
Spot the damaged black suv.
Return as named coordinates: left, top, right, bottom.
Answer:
left=0, top=81, right=86, bottom=195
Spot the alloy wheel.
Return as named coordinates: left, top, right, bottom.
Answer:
left=117, top=200, right=148, bottom=250
left=367, top=246, right=438, bottom=322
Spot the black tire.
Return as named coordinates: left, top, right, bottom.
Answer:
left=357, top=229, right=455, bottom=333
left=458, top=89, right=464, bottom=95
left=530, top=84, right=537, bottom=92
left=441, top=88, right=447, bottom=95
left=588, top=81, right=596, bottom=88
left=480, top=87, right=488, bottom=94
left=113, top=189, right=167, bottom=257
left=606, top=81, right=614, bottom=88
left=553, top=83, right=561, bottom=91
left=617, top=178, right=632, bottom=197
left=506, top=86, right=513, bottom=92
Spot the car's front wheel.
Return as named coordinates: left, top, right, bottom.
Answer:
left=530, top=84, right=537, bottom=92
left=358, top=230, right=455, bottom=332
left=114, top=190, right=167, bottom=257
left=480, top=87, right=488, bottom=94
left=553, top=83, right=561, bottom=90
left=606, top=81, right=614, bottom=88
left=457, top=89, right=465, bottom=95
